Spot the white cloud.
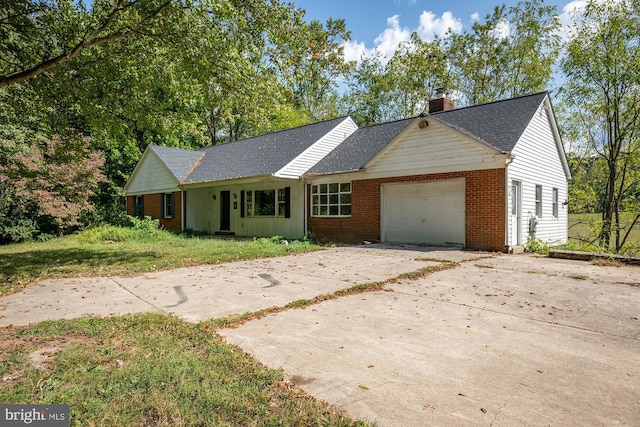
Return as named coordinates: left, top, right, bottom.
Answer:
left=343, top=39, right=369, bottom=62
left=491, top=19, right=511, bottom=40
left=372, top=15, right=413, bottom=59
left=559, top=0, right=587, bottom=38
left=417, top=11, right=463, bottom=40
left=342, top=11, right=464, bottom=64
left=470, top=12, right=480, bottom=22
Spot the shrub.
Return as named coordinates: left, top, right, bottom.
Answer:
left=524, top=238, right=550, bottom=254
left=78, top=216, right=165, bottom=243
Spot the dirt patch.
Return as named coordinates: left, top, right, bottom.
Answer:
left=28, top=341, right=69, bottom=371
left=0, top=326, right=80, bottom=383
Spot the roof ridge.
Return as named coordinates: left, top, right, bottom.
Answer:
left=355, top=116, right=416, bottom=130
left=432, top=91, right=548, bottom=115
left=198, top=116, right=351, bottom=150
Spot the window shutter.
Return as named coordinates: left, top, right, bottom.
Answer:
left=240, top=191, right=245, bottom=218
left=160, top=193, right=165, bottom=217
left=284, top=187, right=291, bottom=218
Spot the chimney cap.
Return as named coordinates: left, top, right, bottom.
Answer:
left=435, top=87, right=447, bottom=99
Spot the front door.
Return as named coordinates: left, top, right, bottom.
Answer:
left=220, top=191, right=231, bottom=231
left=511, top=181, right=522, bottom=246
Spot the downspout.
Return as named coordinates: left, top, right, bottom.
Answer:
left=504, top=155, right=514, bottom=253
left=303, top=178, right=308, bottom=238
left=180, top=185, right=185, bottom=232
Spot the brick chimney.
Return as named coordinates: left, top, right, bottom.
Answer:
left=428, top=87, right=454, bottom=113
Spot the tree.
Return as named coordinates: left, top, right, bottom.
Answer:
left=343, top=51, right=396, bottom=125
left=0, top=127, right=105, bottom=241
left=385, top=33, right=451, bottom=117
left=270, top=16, right=355, bottom=120
left=560, top=0, right=640, bottom=252
left=444, top=0, right=560, bottom=106
left=0, top=0, right=178, bottom=87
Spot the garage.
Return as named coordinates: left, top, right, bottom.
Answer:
left=381, top=179, right=465, bottom=246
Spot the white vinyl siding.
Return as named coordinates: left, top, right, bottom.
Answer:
left=275, top=117, right=358, bottom=178
left=125, top=150, right=180, bottom=194
left=507, top=100, right=568, bottom=245
left=365, top=119, right=507, bottom=179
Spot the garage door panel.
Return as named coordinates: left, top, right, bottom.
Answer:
left=383, top=180, right=465, bottom=246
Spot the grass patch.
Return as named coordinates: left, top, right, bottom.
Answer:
left=568, top=212, right=640, bottom=255
left=415, top=257, right=453, bottom=263
left=0, top=313, right=369, bottom=426
left=0, top=222, right=322, bottom=296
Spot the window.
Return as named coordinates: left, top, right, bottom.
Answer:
left=311, top=182, right=351, bottom=217
left=162, top=193, right=175, bottom=218
left=277, top=188, right=287, bottom=217
left=255, top=190, right=276, bottom=216
left=552, top=188, right=559, bottom=218
left=242, top=188, right=290, bottom=218
left=511, top=182, right=519, bottom=215
left=133, top=195, right=144, bottom=218
left=535, top=185, right=542, bottom=217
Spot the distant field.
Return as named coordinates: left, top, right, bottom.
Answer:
left=568, top=212, right=640, bottom=254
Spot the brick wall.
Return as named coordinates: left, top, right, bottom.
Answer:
left=308, top=169, right=506, bottom=252
left=125, top=192, right=182, bottom=232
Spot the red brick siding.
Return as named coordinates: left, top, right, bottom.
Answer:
left=125, top=192, right=182, bottom=232
left=308, top=169, right=506, bottom=251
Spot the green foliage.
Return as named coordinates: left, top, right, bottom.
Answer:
left=1, top=219, right=39, bottom=243
left=524, top=238, right=550, bottom=254
left=77, top=216, right=164, bottom=244
left=445, top=0, right=560, bottom=106
left=0, top=230, right=323, bottom=295
left=343, top=0, right=560, bottom=122
left=0, top=314, right=369, bottom=426
left=560, top=0, right=640, bottom=252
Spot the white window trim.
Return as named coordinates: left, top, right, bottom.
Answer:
left=163, top=193, right=175, bottom=219
left=535, top=185, right=543, bottom=218
left=552, top=187, right=559, bottom=218
left=244, top=188, right=289, bottom=218
left=311, top=182, right=352, bottom=217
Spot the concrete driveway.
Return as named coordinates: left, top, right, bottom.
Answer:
left=1, top=245, right=639, bottom=426
left=0, top=245, right=473, bottom=326
left=220, top=250, right=640, bottom=426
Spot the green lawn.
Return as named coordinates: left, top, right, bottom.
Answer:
left=568, top=212, right=640, bottom=255
left=0, top=314, right=368, bottom=426
left=0, top=225, right=369, bottom=426
left=0, top=225, right=323, bottom=296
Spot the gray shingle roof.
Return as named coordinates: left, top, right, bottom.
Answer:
left=183, top=116, right=349, bottom=183
left=150, top=146, right=204, bottom=182
left=432, top=92, right=548, bottom=152
left=305, top=118, right=415, bottom=175
left=305, top=92, right=548, bottom=176
left=146, top=93, right=549, bottom=183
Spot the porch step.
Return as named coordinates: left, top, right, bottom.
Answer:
left=214, top=231, right=236, bottom=236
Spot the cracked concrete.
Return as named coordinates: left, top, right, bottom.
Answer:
left=220, top=252, right=640, bottom=426
left=1, top=246, right=639, bottom=426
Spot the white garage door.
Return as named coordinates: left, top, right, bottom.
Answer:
left=382, top=179, right=465, bottom=246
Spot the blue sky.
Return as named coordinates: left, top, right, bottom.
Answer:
left=292, top=0, right=585, bottom=62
